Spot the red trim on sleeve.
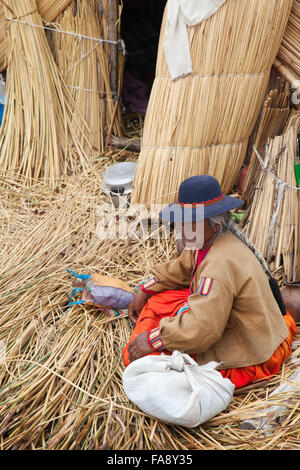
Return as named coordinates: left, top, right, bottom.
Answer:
left=140, top=277, right=157, bottom=294
left=147, top=327, right=164, bottom=350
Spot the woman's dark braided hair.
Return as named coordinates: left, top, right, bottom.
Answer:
left=208, top=212, right=286, bottom=316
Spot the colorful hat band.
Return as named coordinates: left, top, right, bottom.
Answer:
left=177, top=194, right=224, bottom=207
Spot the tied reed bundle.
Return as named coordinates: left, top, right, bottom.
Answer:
left=131, top=0, right=293, bottom=206
left=0, top=154, right=299, bottom=450
left=277, top=0, right=300, bottom=80
left=242, top=85, right=292, bottom=205
left=0, top=0, right=73, bottom=72
left=37, top=0, right=73, bottom=22
left=52, top=0, right=122, bottom=154
left=245, top=112, right=300, bottom=283
left=0, top=0, right=92, bottom=185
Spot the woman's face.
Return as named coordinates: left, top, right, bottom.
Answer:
left=176, top=219, right=219, bottom=250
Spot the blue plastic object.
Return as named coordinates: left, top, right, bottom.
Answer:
left=67, top=269, right=91, bottom=306
left=66, top=268, right=91, bottom=280
left=67, top=287, right=87, bottom=307
left=0, top=94, right=5, bottom=127
left=0, top=104, right=4, bottom=127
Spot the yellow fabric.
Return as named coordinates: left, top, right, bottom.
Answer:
left=90, top=273, right=134, bottom=294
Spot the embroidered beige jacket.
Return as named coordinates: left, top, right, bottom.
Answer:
left=145, top=232, right=289, bottom=369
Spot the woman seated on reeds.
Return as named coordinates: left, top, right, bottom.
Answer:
left=122, top=175, right=297, bottom=389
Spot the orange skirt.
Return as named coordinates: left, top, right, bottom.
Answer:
left=220, top=312, right=297, bottom=388
left=122, top=289, right=190, bottom=367
left=122, top=290, right=298, bottom=389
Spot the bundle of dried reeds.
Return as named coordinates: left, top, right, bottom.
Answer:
left=277, top=0, right=300, bottom=80
left=245, top=112, right=300, bottom=283
left=242, top=84, right=292, bottom=205
left=0, top=0, right=73, bottom=72
left=0, top=154, right=299, bottom=450
left=132, top=0, right=293, bottom=206
left=0, top=0, right=92, bottom=185
left=51, top=0, right=122, bottom=154
left=37, top=0, right=73, bottom=21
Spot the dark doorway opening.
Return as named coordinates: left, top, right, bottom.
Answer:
left=120, top=0, right=167, bottom=116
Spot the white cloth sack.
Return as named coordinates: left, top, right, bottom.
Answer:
left=164, top=0, right=227, bottom=80
left=123, top=351, right=235, bottom=428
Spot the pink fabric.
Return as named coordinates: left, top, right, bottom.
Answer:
left=188, top=247, right=211, bottom=295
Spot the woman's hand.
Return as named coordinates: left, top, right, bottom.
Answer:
left=128, top=331, right=154, bottom=362
left=128, top=290, right=151, bottom=323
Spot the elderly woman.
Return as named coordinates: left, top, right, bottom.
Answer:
left=123, top=175, right=297, bottom=389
